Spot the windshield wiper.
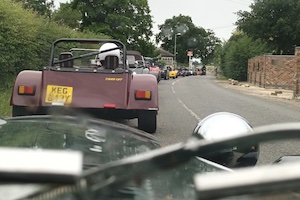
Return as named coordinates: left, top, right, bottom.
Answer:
left=28, top=123, right=300, bottom=199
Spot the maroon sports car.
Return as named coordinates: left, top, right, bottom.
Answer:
left=10, top=38, right=159, bottom=133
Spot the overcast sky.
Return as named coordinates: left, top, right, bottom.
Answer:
left=53, top=0, right=253, bottom=41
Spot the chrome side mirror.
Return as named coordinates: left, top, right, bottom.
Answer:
left=193, top=112, right=259, bottom=168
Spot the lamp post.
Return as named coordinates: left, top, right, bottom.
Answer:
left=174, top=33, right=181, bottom=68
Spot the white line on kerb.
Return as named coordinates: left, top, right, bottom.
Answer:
left=177, top=98, right=201, bottom=121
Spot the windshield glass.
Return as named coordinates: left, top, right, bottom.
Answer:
left=127, top=55, right=136, bottom=67
left=0, top=117, right=159, bottom=167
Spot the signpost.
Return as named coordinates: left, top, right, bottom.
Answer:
left=187, top=50, right=193, bottom=69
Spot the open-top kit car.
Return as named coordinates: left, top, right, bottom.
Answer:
left=10, top=38, right=158, bottom=133
left=126, top=50, right=150, bottom=74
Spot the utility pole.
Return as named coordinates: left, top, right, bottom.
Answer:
left=173, top=33, right=181, bottom=68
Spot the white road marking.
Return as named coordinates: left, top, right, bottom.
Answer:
left=172, top=79, right=180, bottom=86
left=177, top=98, right=201, bottom=121
left=171, top=78, right=201, bottom=121
left=171, top=86, right=175, bottom=94
left=171, top=79, right=180, bottom=93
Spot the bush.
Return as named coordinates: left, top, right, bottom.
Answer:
left=220, top=34, right=269, bottom=81
left=0, top=0, right=109, bottom=89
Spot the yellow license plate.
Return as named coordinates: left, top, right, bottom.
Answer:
left=45, top=85, right=73, bottom=104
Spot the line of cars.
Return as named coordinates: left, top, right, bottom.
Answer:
left=126, top=52, right=162, bottom=83
left=159, top=65, right=207, bottom=80
left=126, top=50, right=207, bottom=82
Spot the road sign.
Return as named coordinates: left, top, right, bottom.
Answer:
left=187, top=50, right=193, bottom=57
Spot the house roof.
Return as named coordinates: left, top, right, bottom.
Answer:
left=127, top=50, right=142, bottom=56
left=158, top=48, right=174, bottom=57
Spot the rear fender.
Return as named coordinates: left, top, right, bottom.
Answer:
left=127, top=74, right=158, bottom=110
left=10, top=70, right=42, bottom=107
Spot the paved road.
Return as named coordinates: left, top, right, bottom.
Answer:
left=129, top=74, right=300, bottom=165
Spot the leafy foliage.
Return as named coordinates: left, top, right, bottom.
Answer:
left=220, top=33, right=269, bottom=81
left=13, top=0, right=54, bottom=18
left=71, top=0, right=156, bottom=55
left=156, top=15, right=220, bottom=65
left=236, top=0, right=300, bottom=54
left=52, top=2, right=81, bottom=29
left=0, top=0, right=108, bottom=89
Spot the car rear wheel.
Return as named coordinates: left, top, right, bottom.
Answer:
left=138, top=111, right=157, bottom=134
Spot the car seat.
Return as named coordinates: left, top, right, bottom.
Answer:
left=105, top=55, right=119, bottom=70
left=59, top=52, right=73, bottom=68
left=98, top=43, right=120, bottom=70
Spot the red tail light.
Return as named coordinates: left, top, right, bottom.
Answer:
left=18, top=86, right=36, bottom=95
left=135, top=90, right=151, bottom=100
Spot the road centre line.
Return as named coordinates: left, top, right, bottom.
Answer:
left=177, top=98, right=201, bottom=121
left=172, top=79, right=180, bottom=86
left=171, top=79, right=201, bottom=121
left=171, top=79, right=180, bottom=93
left=171, top=86, right=175, bottom=94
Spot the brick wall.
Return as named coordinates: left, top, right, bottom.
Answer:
left=248, top=47, right=300, bottom=95
left=295, top=47, right=300, bottom=95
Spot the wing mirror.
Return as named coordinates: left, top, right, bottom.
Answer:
left=192, top=112, right=259, bottom=168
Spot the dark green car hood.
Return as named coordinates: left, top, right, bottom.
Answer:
left=0, top=116, right=228, bottom=200
left=0, top=115, right=159, bottom=166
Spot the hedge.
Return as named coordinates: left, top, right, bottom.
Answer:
left=0, top=0, right=109, bottom=89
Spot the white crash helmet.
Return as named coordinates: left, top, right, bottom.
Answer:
left=98, top=42, right=120, bottom=61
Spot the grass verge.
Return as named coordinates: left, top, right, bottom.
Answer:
left=0, top=89, right=11, bottom=118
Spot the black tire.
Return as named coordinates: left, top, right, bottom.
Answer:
left=12, top=106, right=30, bottom=117
left=138, top=111, right=157, bottom=134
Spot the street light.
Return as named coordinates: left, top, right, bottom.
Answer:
left=174, top=33, right=181, bottom=68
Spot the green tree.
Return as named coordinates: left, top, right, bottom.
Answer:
left=212, top=41, right=223, bottom=68
left=0, top=0, right=107, bottom=89
left=52, top=2, right=81, bottom=29
left=71, top=0, right=155, bottom=54
left=236, top=0, right=300, bottom=54
left=13, top=0, right=54, bottom=18
left=156, top=15, right=220, bottom=65
left=220, top=33, right=268, bottom=81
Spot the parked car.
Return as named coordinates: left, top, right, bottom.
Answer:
left=178, top=68, right=187, bottom=77
left=169, top=69, right=178, bottom=79
left=185, top=68, right=192, bottom=76
left=126, top=50, right=149, bottom=74
left=10, top=38, right=158, bottom=133
left=149, top=66, right=161, bottom=82
left=144, top=57, right=161, bottom=82
left=160, top=66, right=170, bottom=80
